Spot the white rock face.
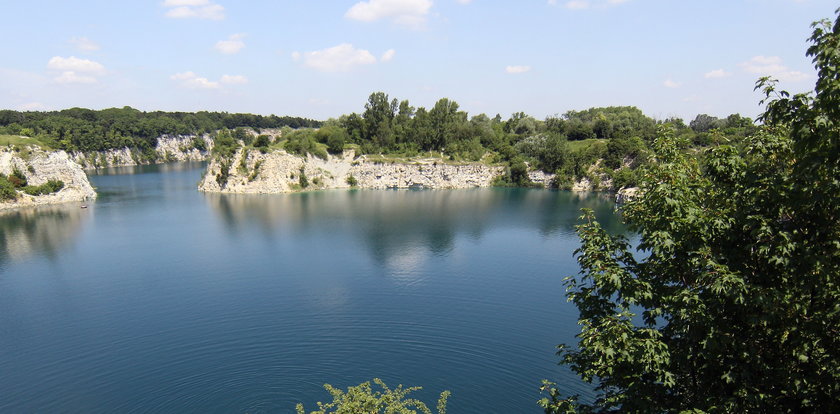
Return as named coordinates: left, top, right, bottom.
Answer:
left=199, top=149, right=506, bottom=193
left=0, top=148, right=97, bottom=210
left=71, top=134, right=212, bottom=169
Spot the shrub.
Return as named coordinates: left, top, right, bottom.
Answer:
left=22, top=180, right=64, bottom=196
left=0, top=175, right=18, bottom=201
left=346, top=174, right=358, bottom=187
left=298, top=167, right=309, bottom=188
left=9, top=168, right=27, bottom=188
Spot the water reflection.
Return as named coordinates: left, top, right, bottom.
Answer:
left=204, top=189, right=625, bottom=265
left=0, top=204, right=90, bottom=266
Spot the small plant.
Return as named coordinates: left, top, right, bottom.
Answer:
left=248, top=160, right=263, bottom=182
left=346, top=174, right=358, bottom=187
left=298, top=167, right=309, bottom=188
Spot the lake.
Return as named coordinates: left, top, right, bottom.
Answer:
left=0, top=163, right=624, bottom=413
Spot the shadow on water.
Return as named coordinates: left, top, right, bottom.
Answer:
left=203, top=188, right=626, bottom=265
left=0, top=204, right=90, bottom=267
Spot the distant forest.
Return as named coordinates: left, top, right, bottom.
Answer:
left=0, top=107, right=321, bottom=152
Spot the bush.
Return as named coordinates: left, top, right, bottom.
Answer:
left=22, top=179, right=64, bottom=196
left=192, top=136, right=207, bottom=151
left=346, top=174, right=358, bottom=187
left=298, top=167, right=309, bottom=188
left=9, top=167, right=27, bottom=188
left=0, top=175, right=18, bottom=201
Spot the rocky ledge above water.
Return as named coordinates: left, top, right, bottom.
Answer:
left=198, top=149, right=506, bottom=193
left=0, top=148, right=97, bottom=210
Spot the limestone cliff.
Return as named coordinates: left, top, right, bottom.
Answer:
left=71, top=134, right=213, bottom=169
left=198, top=149, right=505, bottom=193
left=0, top=148, right=97, bottom=210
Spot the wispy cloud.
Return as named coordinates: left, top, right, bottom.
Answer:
left=739, top=55, right=809, bottom=82
left=163, top=0, right=225, bottom=20
left=220, top=74, right=248, bottom=84
left=69, top=37, right=100, bottom=52
left=215, top=33, right=245, bottom=54
left=505, top=65, right=531, bottom=74
left=663, top=78, right=681, bottom=88
left=704, top=69, right=731, bottom=79
left=171, top=71, right=246, bottom=89
left=551, top=0, right=630, bottom=10
left=380, top=49, right=396, bottom=62
left=345, top=0, right=433, bottom=29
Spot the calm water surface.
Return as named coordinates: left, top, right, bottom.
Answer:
left=0, top=163, right=625, bottom=413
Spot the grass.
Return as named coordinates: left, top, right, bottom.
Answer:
left=567, top=138, right=607, bottom=152
left=0, top=134, right=53, bottom=150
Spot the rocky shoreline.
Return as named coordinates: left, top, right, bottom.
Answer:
left=198, top=149, right=505, bottom=193
left=70, top=134, right=213, bottom=169
left=0, top=148, right=97, bottom=210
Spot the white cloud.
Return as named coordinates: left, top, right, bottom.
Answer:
left=381, top=49, right=396, bottom=62
left=163, top=0, right=225, bottom=20
left=163, top=0, right=210, bottom=5
left=456, top=0, right=473, bottom=3
left=291, top=51, right=301, bottom=61
left=739, top=55, right=810, bottom=82
left=170, top=71, right=220, bottom=89
left=505, top=65, right=531, bottom=74
left=345, top=0, right=433, bottom=29
left=220, top=74, right=248, bottom=84
left=663, top=79, right=681, bottom=88
left=215, top=33, right=245, bottom=54
left=47, top=56, right=106, bottom=84
left=704, top=69, right=731, bottom=79
left=54, top=71, right=98, bottom=84
left=47, top=56, right=105, bottom=74
left=69, top=37, right=100, bottom=52
left=300, top=43, right=378, bottom=72
left=555, top=0, right=630, bottom=9
left=565, top=1, right=589, bottom=9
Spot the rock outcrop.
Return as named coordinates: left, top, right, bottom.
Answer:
left=71, top=134, right=213, bottom=169
left=1, top=148, right=97, bottom=210
left=198, top=149, right=505, bottom=193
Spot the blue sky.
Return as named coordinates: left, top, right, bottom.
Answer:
left=0, top=0, right=836, bottom=121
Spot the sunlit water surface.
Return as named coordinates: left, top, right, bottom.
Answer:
left=0, top=163, right=625, bottom=413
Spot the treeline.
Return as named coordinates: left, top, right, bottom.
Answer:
left=0, top=107, right=320, bottom=152
left=304, top=92, right=759, bottom=188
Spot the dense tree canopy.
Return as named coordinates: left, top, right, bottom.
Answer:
left=541, top=11, right=840, bottom=413
left=0, top=106, right=320, bottom=152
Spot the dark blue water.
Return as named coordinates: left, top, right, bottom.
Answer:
left=0, top=163, right=624, bottom=413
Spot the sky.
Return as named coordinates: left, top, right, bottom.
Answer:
left=0, top=0, right=837, bottom=122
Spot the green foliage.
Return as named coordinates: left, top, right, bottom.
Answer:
left=0, top=106, right=320, bottom=152
left=9, top=167, right=27, bottom=188
left=0, top=175, right=18, bottom=201
left=22, top=180, right=64, bottom=196
left=215, top=160, right=231, bottom=188
left=253, top=134, right=271, bottom=150
left=191, top=136, right=207, bottom=151
left=213, top=129, right=240, bottom=159
left=248, top=160, right=262, bottom=182
left=545, top=13, right=840, bottom=413
left=285, top=129, right=328, bottom=160
left=298, top=167, right=309, bottom=188
left=296, top=378, right=450, bottom=414
left=346, top=174, right=358, bottom=187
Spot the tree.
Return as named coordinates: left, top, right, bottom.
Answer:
left=296, top=378, right=450, bottom=414
left=542, top=11, right=840, bottom=413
